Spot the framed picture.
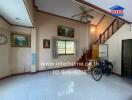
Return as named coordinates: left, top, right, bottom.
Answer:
left=11, top=32, right=31, bottom=47
left=43, top=39, right=50, bottom=48
left=0, top=34, right=8, bottom=45
left=57, top=26, right=74, bottom=38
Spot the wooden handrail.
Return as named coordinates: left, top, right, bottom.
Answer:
left=95, top=19, right=116, bottom=43
left=101, top=19, right=116, bottom=36
left=94, top=19, right=125, bottom=44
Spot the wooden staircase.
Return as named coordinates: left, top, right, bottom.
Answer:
left=76, top=19, right=125, bottom=70
left=94, top=19, right=125, bottom=44
left=75, top=46, right=92, bottom=70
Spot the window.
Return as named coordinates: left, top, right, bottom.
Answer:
left=57, top=40, right=75, bottom=55
left=57, top=40, right=65, bottom=54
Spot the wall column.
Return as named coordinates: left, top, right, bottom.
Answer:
left=31, top=28, right=37, bottom=72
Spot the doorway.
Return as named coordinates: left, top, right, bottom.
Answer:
left=122, top=39, right=132, bottom=78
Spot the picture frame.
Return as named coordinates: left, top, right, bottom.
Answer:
left=43, top=39, right=50, bottom=48
left=0, top=34, right=8, bottom=45
left=57, top=26, right=74, bottom=38
left=11, top=32, right=31, bottom=47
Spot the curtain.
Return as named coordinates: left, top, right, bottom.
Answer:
left=74, top=41, right=77, bottom=57
left=52, top=38, right=58, bottom=59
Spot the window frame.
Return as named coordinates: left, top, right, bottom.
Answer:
left=57, top=40, right=75, bottom=55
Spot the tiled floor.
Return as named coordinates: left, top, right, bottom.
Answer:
left=0, top=69, right=132, bottom=100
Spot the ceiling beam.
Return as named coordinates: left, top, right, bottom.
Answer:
left=23, top=0, right=34, bottom=27
left=0, top=15, right=10, bottom=25
left=0, top=16, right=33, bottom=28
left=0, top=0, right=33, bottom=28
left=33, top=0, right=89, bottom=24
left=96, top=15, right=105, bottom=26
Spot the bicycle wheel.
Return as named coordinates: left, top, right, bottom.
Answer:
left=92, top=67, right=102, bottom=81
left=106, top=63, right=113, bottom=75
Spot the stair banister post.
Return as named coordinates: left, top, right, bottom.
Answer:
left=99, top=34, right=102, bottom=44
left=112, top=23, right=114, bottom=34
left=117, top=20, right=119, bottom=29
left=108, top=27, right=110, bottom=39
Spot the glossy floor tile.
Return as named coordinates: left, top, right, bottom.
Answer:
left=0, top=69, right=132, bottom=100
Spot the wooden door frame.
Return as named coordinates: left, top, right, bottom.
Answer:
left=121, top=39, right=132, bottom=76
left=121, top=40, right=124, bottom=77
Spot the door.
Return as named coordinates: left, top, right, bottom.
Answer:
left=122, top=40, right=132, bottom=78
left=99, top=44, right=108, bottom=60
left=92, top=44, right=99, bottom=60
left=92, top=44, right=108, bottom=60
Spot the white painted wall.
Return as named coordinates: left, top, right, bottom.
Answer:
left=105, top=24, right=132, bottom=75
left=31, top=28, right=37, bottom=72
left=10, top=26, right=32, bottom=74
left=0, top=17, right=34, bottom=77
left=0, top=18, right=11, bottom=78
left=0, top=18, right=10, bottom=29
left=36, top=12, right=90, bottom=70
left=0, top=29, right=11, bottom=78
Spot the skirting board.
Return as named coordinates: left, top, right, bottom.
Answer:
left=112, top=72, right=122, bottom=77
left=0, top=66, right=74, bottom=80
left=0, top=67, right=122, bottom=80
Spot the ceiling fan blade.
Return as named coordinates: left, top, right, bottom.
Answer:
left=80, top=6, right=87, bottom=12
left=80, top=6, right=94, bottom=13
left=86, top=14, right=94, bottom=19
left=72, top=13, right=82, bottom=17
left=86, top=9, right=94, bottom=13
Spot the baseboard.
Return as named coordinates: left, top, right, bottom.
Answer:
left=37, top=66, right=74, bottom=73
left=112, top=72, right=122, bottom=77
left=0, top=67, right=123, bottom=80
left=0, top=75, right=11, bottom=80
left=12, top=72, right=31, bottom=77
left=0, top=72, right=30, bottom=80
left=0, top=66, right=74, bottom=80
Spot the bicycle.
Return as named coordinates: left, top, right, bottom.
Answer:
left=87, top=59, right=113, bottom=81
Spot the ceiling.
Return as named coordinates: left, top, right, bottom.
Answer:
left=84, top=0, right=132, bottom=23
left=35, top=0, right=104, bottom=24
left=0, top=0, right=33, bottom=27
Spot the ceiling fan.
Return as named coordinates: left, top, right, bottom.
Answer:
left=72, top=6, right=94, bottom=23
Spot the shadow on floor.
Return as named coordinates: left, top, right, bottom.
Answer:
left=122, top=77, right=132, bottom=86
left=127, top=95, right=132, bottom=100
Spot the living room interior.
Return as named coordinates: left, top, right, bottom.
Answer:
left=0, top=0, right=132, bottom=100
